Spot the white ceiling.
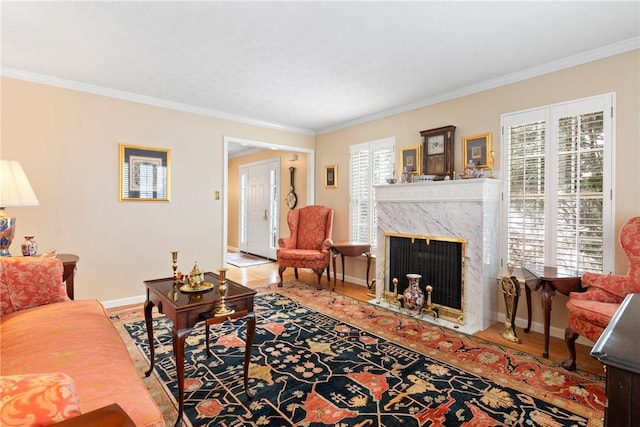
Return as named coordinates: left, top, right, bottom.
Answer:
left=1, top=1, right=639, bottom=136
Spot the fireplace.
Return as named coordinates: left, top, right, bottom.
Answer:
left=385, top=234, right=465, bottom=323
left=372, top=178, right=501, bottom=335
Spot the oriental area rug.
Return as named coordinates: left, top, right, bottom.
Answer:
left=109, top=282, right=605, bottom=427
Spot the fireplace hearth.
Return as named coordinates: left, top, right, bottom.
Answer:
left=372, top=178, right=501, bottom=335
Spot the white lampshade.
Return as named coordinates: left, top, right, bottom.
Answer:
left=0, top=160, right=39, bottom=256
left=0, top=160, right=39, bottom=207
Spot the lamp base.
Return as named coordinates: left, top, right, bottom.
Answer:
left=0, top=208, right=16, bottom=257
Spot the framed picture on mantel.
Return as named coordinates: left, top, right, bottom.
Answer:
left=420, top=125, right=456, bottom=179
left=463, top=133, right=492, bottom=169
left=401, top=145, right=421, bottom=175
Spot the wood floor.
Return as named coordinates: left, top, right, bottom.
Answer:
left=226, top=261, right=604, bottom=377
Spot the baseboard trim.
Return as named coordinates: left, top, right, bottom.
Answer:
left=101, top=295, right=146, bottom=309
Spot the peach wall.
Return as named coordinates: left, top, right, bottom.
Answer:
left=1, top=77, right=314, bottom=302
left=315, top=50, right=640, bottom=341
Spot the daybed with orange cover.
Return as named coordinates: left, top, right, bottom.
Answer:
left=0, top=256, right=163, bottom=426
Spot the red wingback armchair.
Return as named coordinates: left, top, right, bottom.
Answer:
left=277, top=205, right=333, bottom=290
left=562, top=216, right=640, bottom=371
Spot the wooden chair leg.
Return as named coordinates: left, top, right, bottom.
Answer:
left=294, top=268, right=299, bottom=280
left=278, top=266, right=286, bottom=287
left=562, top=327, right=579, bottom=371
left=312, top=268, right=324, bottom=290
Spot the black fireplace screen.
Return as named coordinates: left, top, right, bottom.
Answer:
left=386, top=235, right=464, bottom=310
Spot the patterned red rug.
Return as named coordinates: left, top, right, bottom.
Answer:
left=109, top=281, right=605, bottom=426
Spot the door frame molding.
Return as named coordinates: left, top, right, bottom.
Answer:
left=223, top=136, right=315, bottom=265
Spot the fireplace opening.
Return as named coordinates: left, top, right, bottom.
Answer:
left=385, top=233, right=466, bottom=322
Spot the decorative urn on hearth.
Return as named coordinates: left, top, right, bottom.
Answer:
left=403, top=273, right=424, bottom=315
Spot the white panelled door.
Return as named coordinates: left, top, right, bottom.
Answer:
left=238, top=159, right=279, bottom=259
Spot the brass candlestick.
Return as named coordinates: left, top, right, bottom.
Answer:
left=169, top=251, right=180, bottom=301
left=214, top=267, right=235, bottom=316
left=171, top=251, right=179, bottom=280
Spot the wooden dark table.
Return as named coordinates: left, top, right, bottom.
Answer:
left=330, top=241, right=372, bottom=290
left=521, top=265, right=583, bottom=358
left=58, top=253, right=79, bottom=300
left=591, top=293, right=640, bottom=426
left=54, top=403, right=135, bottom=426
left=143, top=272, right=256, bottom=427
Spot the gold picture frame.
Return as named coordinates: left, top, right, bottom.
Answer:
left=462, top=133, right=492, bottom=169
left=119, top=143, right=171, bottom=201
left=325, top=164, right=337, bottom=189
left=401, top=145, right=421, bottom=175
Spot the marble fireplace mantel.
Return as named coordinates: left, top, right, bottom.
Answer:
left=372, top=178, right=502, bottom=335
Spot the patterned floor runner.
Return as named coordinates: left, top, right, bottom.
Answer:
left=118, top=285, right=605, bottom=426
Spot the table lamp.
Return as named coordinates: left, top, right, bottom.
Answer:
left=0, top=160, right=39, bottom=256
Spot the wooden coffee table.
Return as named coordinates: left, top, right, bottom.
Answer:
left=143, top=272, right=256, bottom=427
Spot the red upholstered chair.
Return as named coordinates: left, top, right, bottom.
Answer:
left=562, top=216, right=640, bottom=371
left=277, top=205, right=333, bottom=290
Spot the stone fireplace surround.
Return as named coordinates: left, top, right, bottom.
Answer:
left=372, top=178, right=502, bottom=335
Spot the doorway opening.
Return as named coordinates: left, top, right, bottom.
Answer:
left=222, top=136, right=315, bottom=265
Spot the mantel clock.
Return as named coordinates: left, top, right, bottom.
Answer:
left=420, top=125, right=456, bottom=180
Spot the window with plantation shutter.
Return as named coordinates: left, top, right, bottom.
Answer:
left=502, top=94, right=614, bottom=274
left=350, top=137, right=395, bottom=249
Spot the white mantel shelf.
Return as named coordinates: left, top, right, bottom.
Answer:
left=372, top=178, right=502, bottom=335
left=374, top=178, right=502, bottom=203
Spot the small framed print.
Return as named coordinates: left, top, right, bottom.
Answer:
left=463, top=133, right=492, bottom=169
left=325, top=164, right=337, bottom=189
left=401, top=145, right=421, bottom=175
left=119, top=144, right=170, bottom=201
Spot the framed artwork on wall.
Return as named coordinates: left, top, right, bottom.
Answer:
left=119, top=143, right=170, bottom=201
left=401, top=145, right=421, bottom=175
left=462, top=133, right=492, bottom=169
left=325, top=164, right=337, bottom=189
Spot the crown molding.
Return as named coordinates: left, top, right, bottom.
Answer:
left=317, top=37, right=640, bottom=135
left=0, top=67, right=316, bottom=136
left=2, top=37, right=637, bottom=136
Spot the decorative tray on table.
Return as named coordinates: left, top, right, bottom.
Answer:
left=179, top=282, right=214, bottom=293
